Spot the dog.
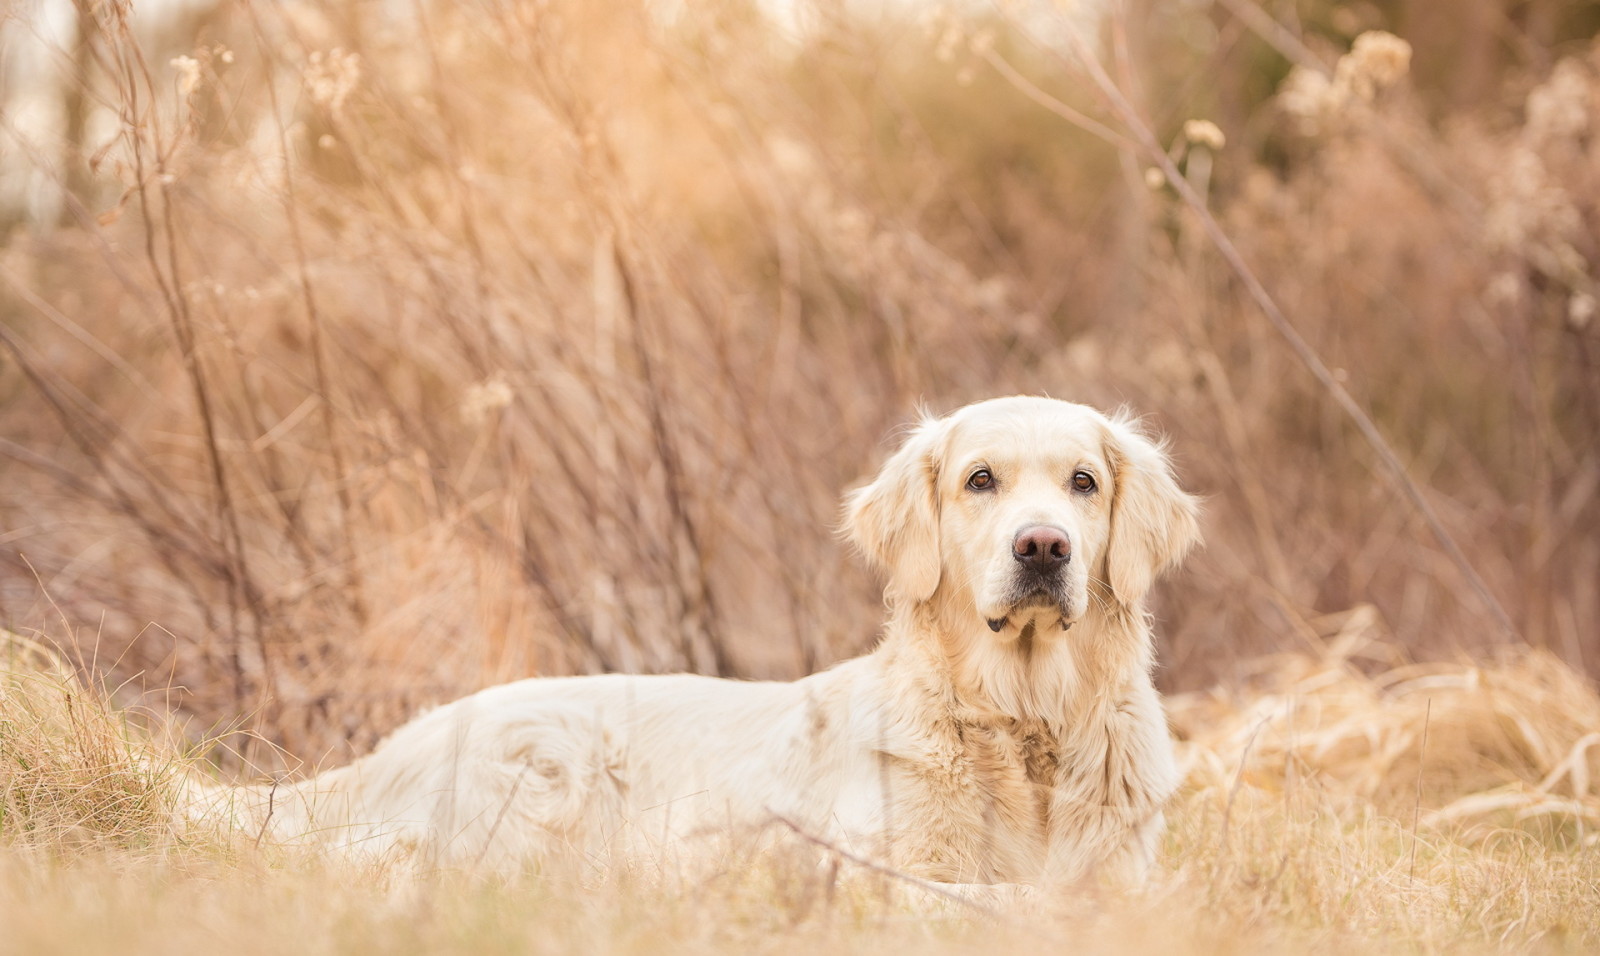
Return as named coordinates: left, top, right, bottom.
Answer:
left=197, top=396, right=1200, bottom=888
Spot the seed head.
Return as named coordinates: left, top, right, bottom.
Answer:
left=1183, top=119, right=1226, bottom=151
left=462, top=376, right=514, bottom=425
left=305, top=48, right=362, bottom=115
left=170, top=56, right=201, bottom=97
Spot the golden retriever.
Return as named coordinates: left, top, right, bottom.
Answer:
left=198, top=396, right=1200, bottom=888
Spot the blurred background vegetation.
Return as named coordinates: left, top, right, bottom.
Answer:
left=0, top=0, right=1596, bottom=770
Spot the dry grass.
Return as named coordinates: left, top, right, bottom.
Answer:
left=1174, top=607, right=1600, bottom=833
left=1, top=0, right=1598, bottom=950
left=3, top=624, right=1597, bottom=954
left=0, top=630, right=179, bottom=853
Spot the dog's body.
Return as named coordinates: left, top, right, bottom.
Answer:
left=204, top=397, right=1199, bottom=887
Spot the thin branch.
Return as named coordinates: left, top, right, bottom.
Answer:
left=1210, top=0, right=1480, bottom=216
left=766, top=812, right=1006, bottom=920
left=1217, top=715, right=1268, bottom=866
left=1211, top=0, right=1326, bottom=72
left=253, top=777, right=280, bottom=849
left=978, top=49, right=1134, bottom=152
left=992, top=11, right=1519, bottom=641
left=243, top=0, right=369, bottom=627
left=471, top=764, right=532, bottom=870
left=0, top=262, right=162, bottom=400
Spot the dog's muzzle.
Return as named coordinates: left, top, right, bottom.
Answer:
left=987, top=524, right=1075, bottom=632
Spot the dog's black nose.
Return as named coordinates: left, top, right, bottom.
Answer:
left=1013, top=525, right=1071, bottom=570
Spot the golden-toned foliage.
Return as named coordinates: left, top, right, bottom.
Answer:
left=0, top=0, right=1598, bottom=946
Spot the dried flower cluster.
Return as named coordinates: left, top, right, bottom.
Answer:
left=1182, top=118, right=1226, bottom=151
left=169, top=55, right=201, bottom=97
left=1278, top=30, right=1413, bottom=134
left=461, top=375, right=514, bottom=425
left=304, top=48, right=361, bottom=114
left=1483, top=47, right=1598, bottom=323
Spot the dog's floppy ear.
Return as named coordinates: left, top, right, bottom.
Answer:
left=1102, top=416, right=1201, bottom=607
left=843, top=416, right=949, bottom=605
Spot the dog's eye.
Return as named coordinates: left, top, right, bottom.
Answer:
left=1071, top=471, right=1097, bottom=493
left=966, top=469, right=995, bottom=492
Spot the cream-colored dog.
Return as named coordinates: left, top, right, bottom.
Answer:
left=201, top=396, right=1200, bottom=887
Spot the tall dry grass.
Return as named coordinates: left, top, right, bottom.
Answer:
left=0, top=629, right=179, bottom=852
left=0, top=0, right=1592, bottom=771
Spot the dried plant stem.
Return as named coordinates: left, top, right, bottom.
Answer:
left=0, top=332, right=224, bottom=631
left=609, top=234, right=729, bottom=676
left=1409, top=697, right=1431, bottom=883
left=245, top=0, right=369, bottom=628
left=253, top=778, right=279, bottom=850
left=978, top=50, right=1132, bottom=151
left=103, top=7, right=267, bottom=708
left=1211, top=0, right=1323, bottom=70
left=1217, top=715, right=1267, bottom=869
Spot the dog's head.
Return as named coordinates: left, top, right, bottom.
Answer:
left=844, top=397, right=1200, bottom=639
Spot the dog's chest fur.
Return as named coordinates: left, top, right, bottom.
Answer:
left=879, top=688, right=1170, bottom=885
left=884, top=711, right=1064, bottom=882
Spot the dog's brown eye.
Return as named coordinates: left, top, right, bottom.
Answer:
left=1071, top=471, right=1096, bottom=493
left=966, top=469, right=994, bottom=491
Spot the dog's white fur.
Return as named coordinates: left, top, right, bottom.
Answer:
left=199, top=396, right=1200, bottom=886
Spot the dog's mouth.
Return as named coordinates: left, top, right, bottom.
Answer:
left=984, top=587, right=1075, bottom=634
